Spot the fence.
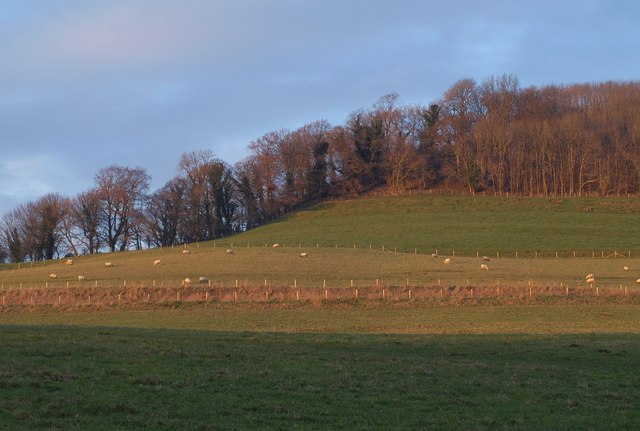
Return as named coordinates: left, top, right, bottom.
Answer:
left=0, top=284, right=637, bottom=307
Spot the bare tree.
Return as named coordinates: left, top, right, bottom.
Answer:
left=94, top=165, right=150, bottom=252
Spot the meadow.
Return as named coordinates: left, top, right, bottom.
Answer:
left=2, top=195, right=640, bottom=429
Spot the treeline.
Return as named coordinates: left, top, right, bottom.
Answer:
left=1, top=75, right=639, bottom=261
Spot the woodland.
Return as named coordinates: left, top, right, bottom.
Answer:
left=1, top=75, right=639, bottom=261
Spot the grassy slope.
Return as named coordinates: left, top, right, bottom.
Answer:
left=228, top=194, right=640, bottom=255
left=1, top=195, right=640, bottom=289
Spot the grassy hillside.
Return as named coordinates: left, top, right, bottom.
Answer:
left=227, top=194, right=640, bottom=256
left=1, top=195, right=639, bottom=290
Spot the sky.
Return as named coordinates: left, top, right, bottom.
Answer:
left=1, top=0, right=639, bottom=215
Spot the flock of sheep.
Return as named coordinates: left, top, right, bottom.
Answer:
left=436, top=253, right=639, bottom=286
left=46, top=245, right=640, bottom=287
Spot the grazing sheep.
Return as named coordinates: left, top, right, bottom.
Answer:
left=624, top=266, right=629, bottom=271
left=65, top=259, right=74, bottom=265
left=431, top=253, right=438, bottom=258
left=443, top=258, right=451, bottom=264
left=480, top=264, right=489, bottom=270
left=49, top=273, right=57, bottom=279
left=226, top=249, right=234, bottom=254
left=182, top=249, right=191, bottom=255
left=636, top=279, right=640, bottom=285
left=300, top=252, right=308, bottom=257
left=586, top=275, right=595, bottom=285
left=182, top=277, right=192, bottom=287
left=272, top=243, right=280, bottom=248
left=153, top=259, right=161, bottom=266
left=77, top=275, right=85, bottom=281
left=482, top=256, right=490, bottom=262
left=104, top=262, right=113, bottom=267
left=198, top=276, right=209, bottom=284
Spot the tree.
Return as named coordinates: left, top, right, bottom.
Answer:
left=94, top=165, right=150, bottom=252
left=146, top=178, right=185, bottom=247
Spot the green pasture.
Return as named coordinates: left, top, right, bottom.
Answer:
left=226, top=194, right=640, bottom=256
left=1, top=322, right=639, bottom=430
left=1, top=246, right=639, bottom=291
left=3, top=303, right=640, bottom=334
left=1, top=195, right=639, bottom=291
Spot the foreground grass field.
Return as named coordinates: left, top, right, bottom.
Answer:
left=1, top=323, right=639, bottom=430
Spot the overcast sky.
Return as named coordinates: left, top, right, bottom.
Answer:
left=1, top=0, right=639, bottom=215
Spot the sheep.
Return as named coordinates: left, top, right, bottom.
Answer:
left=482, top=256, right=490, bottom=262
left=431, top=253, right=438, bottom=258
left=480, top=264, right=489, bottom=270
left=153, top=259, right=161, bottom=266
left=226, top=249, right=234, bottom=254
left=586, top=275, right=595, bottom=286
left=443, top=258, right=451, bottom=264
left=300, top=252, right=308, bottom=257
left=198, top=276, right=209, bottom=284
left=77, top=275, right=86, bottom=281
left=105, top=262, right=113, bottom=267
left=585, top=273, right=594, bottom=280
left=272, top=243, right=280, bottom=248
left=624, top=266, right=629, bottom=271
left=49, top=273, right=57, bottom=279
left=182, top=277, right=192, bottom=287
left=182, top=249, right=191, bottom=255
left=65, top=259, right=74, bottom=265
left=636, top=279, right=640, bottom=285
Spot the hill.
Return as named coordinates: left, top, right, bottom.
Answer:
left=1, top=195, right=639, bottom=291
left=228, top=194, right=640, bottom=256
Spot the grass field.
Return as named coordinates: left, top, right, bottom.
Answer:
left=2, top=195, right=640, bottom=429
left=1, top=195, right=639, bottom=290
left=1, top=322, right=639, bottom=430
left=227, top=194, right=640, bottom=256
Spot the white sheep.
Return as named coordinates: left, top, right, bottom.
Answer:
left=65, top=259, right=74, bottom=265
left=182, top=277, right=192, bottom=287
left=586, top=276, right=595, bottom=285
left=198, top=276, right=209, bottom=283
left=431, top=253, right=438, bottom=258
left=182, top=249, right=191, bottom=255
left=443, top=258, right=451, bottom=264
left=49, top=273, right=57, bottom=279
left=480, top=264, right=489, bottom=270
left=77, top=275, right=85, bottom=281
left=300, top=252, right=308, bottom=257
left=226, top=249, right=234, bottom=254
left=105, top=262, right=113, bottom=267
left=482, top=256, right=490, bottom=262
left=153, top=259, right=161, bottom=266
left=585, top=273, right=594, bottom=280
left=636, top=279, right=640, bottom=285
left=624, top=266, right=629, bottom=271
left=272, top=243, right=280, bottom=248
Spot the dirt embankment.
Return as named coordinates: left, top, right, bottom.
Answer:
left=1, top=284, right=637, bottom=309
